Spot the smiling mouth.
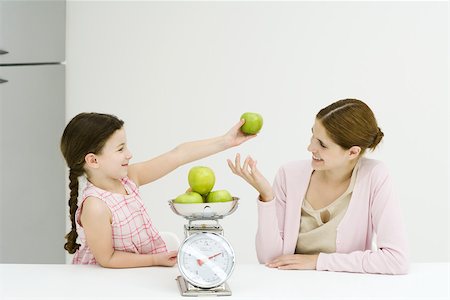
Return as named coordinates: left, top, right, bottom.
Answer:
left=312, top=155, right=323, bottom=161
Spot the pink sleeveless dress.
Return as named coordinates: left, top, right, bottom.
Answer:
left=73, top=177, right=167, bottom=264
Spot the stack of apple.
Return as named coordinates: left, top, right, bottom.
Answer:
left=174, top=166, right=233, bottom=204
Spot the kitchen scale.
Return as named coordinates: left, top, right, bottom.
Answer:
left=168, top=198, right=239, bottom=297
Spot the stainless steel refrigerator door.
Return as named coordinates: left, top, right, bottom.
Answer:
left=0, top=0, right=66, bottom=64
left=0, top=64, right=65, bottom=263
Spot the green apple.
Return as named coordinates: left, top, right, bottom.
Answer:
left=174, top=192, right=204, bottom=204
left=206, top=190, right=233, bottom=203
left=188, top=166, right=215, bottom=195
left=240, top=112, right=263, bottom=135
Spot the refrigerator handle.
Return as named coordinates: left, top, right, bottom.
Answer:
left=0, top=78, right=8, bottom=84
left=0, top=49, right=9, bottom=55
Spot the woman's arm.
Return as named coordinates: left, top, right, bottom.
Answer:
left=227, top=154, right=287, bottom=263
left=128, top=120, right=254, bottom=187
left=255, top=167, right=288, bottom=263
left=80, top=197, right=177, bottom=268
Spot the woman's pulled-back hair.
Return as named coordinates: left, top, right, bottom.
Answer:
left=316, top=99, right=383, bottom=155
left=60, top=112, right=124, bottom=254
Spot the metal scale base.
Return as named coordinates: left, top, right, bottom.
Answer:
left=176, top=276, right=232, bottom=297
left=169, top=200, right=239, bottom=297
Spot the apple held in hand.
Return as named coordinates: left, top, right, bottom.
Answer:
left=240, top=112, right=263, bottom=135
left=188, top=166, right=215, bottom=195
left=174, top=192, right=204, bottom=204
left=206, top=189, right=233, bottom=203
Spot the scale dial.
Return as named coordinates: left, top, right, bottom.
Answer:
left=178, top=232, right=235, bottom=289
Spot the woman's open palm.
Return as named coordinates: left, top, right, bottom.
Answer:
left=227, top=153, right=274, bottom=201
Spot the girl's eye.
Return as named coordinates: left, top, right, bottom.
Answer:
left=118, top=148, right=124, bottom=152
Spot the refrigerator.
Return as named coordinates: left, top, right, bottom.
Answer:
left=0, top=0, right=66, bottom=263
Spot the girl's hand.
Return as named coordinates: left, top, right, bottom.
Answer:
left=223, top=119, right=257, bottom=148
left=152, top=250, right=178, bottom=267
left=266, top=254, right=318, bottom=270
left=227, top=153, right=274, bottom=202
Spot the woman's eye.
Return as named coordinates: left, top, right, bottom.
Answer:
left=311, top=135, right=326, bottom=148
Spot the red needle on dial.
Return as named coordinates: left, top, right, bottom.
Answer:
left=196, top=253, right=222, bottom=266
left=208, top=252, right=222, bottom=260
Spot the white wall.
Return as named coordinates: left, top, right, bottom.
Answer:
left=66, top=1, right=449, bottom=263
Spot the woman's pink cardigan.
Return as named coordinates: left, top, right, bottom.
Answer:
left=256, top=158, right=409, bottom=274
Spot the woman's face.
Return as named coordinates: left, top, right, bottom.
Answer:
left=307, top=119, right=350, bottom=171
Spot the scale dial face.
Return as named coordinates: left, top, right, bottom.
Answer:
left=178, top=232, right=235, bottom=289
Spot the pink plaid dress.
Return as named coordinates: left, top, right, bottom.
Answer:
left=73, top=177, right=167, bottom=264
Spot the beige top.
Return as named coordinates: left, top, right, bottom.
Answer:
left=295, top=161, right=360, bottom=254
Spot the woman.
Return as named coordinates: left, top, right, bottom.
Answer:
left=228, top=99, right=409, bottom=274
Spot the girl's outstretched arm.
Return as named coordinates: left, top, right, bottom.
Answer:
left=128, top=119, right=255, bottom=187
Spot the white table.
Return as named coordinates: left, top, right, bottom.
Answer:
left=0, top=263, right=449, bottom=299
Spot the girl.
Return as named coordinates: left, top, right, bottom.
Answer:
left=60, top=112, right=254, bottom=268
left=228, top=99, right=409, bottom=275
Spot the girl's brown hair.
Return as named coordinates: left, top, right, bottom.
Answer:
left=60, top=112, right=124, bottom=254
left=316, top=99, right=384, bottom=155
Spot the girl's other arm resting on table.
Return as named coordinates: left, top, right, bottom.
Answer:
left=80, top=197, right=177, bottom=268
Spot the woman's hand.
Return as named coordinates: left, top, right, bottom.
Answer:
left=227, top=153, right=274, bottom=201
left=152, top=250, right=178, bottom=267
left=223, top=119, right=257, bottom=148
left=266, top=254, right=318, bottom=270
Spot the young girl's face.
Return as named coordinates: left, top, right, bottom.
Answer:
left=96, top=128, right=133, bottom=179
left=307, top=119, right=349, bottom=171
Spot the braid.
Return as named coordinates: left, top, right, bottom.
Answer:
left=64, top=168, right=82, bottom=254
